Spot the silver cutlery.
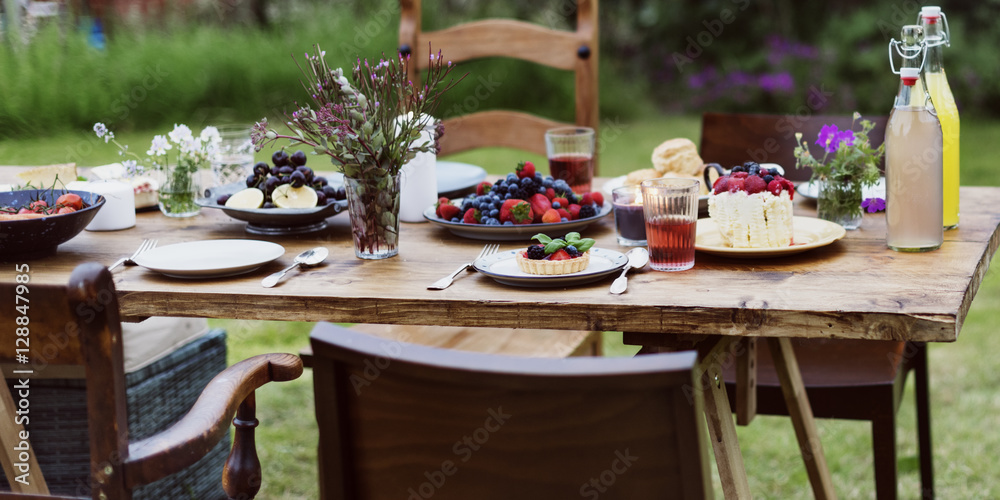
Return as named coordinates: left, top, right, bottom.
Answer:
left=609, top=247, right=649, bottom=294
left=109, top=239, right=157, bottom=271
left=428, top=244, right=499, bottom=290
left=262, top=247, right=329, bottom=288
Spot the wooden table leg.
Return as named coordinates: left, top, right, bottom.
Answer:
left=700, top=344, right=753, bottom=499
left=735, top=338, right=757, bottom=426
left=767, top=337, right=837, bottom=500
left=0, top=372, right=49, bottom=495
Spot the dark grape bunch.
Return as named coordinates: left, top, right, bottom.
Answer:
left=215, top=150, right=346, bottom=208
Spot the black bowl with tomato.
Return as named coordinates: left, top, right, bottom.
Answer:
left=0, top=189, right=106, bottom=261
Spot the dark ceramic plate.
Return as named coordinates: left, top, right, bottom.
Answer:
left=423, top=201, right=612, bottom=241
left=197, top=178, right=348, bottom=236
left=0, top=189, right=105, bottom=261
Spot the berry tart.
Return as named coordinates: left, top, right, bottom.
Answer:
left=707, top=162, right=795, bottom=248
left=516, top=232, right=595, bottom=275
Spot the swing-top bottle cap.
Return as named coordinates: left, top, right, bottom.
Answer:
left=900, top=67, right=920, bottom=85
left=921, top=6, right=942, bottom=22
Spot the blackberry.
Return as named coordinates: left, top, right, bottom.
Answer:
left=526, top=244, right=547, bottom=260
left=565, top=245, right=581, bottom=258
left=579, top=204, right=597, bottom=218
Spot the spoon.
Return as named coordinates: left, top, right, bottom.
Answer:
left=262, top=247, right=329, bottom=288
left=609, top=247, right=649, bottom=295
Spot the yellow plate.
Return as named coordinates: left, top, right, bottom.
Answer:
left=695, top=216, right=846, bottom=258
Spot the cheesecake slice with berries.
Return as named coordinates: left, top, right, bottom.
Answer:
left=707, top=162, right=795, bottom=248
left=516, top=232, right=595, bottom=275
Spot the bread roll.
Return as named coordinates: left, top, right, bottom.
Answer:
left=651, top=138, right=703, bottom=177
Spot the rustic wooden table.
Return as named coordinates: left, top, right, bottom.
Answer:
left=6, top=171, right=1000, bottom=498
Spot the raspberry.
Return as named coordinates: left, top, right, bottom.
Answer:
left=744, top=175, right=766, bottom=194
left=713, top=176, right=729, bottom=194
left=767, top=179, right=783, bottom=196
left=731, top=171, right=749, bottom=179
left=728, top=178, right=745, bottom=192
left=526, top=244, right=546, bottom=260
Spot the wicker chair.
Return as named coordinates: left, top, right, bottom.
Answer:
left=0, top=263, right=302, bottom=500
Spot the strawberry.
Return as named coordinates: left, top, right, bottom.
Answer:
left=713, top=176, right=729, bottom=194
left=438, top=203, right=461, bottom=220
left=556, top=208, right=572, bottom=221
left=744, top=175, right=766, bottom=194
left=500, top=199, right=534, bottom=224
left=552, top=197, right=569, bottom=208
left=548, top=249, right=572, bottom=261
left=731, top=171, right=749, bottom=179
left=463, top=208, right=482, bottom=224
left=727, top=177, right=745, bottom=193
left=475, top=181, right=492, bottom=196
left=590, top=191, right=604, bottom=206
left=567, top=204, right=581, bottom=219
left=435, top=197, right=451, bottom=218
left=528, top=193, right=552, bottom=222
left=579, top=192, right=593, bottom=206
left=516, top=160, right=536, bottom=179
left=541, top=208, right=561, bottom=223
left=546, top=188, right=557, bottom=200
left=767, top=179, right=783, bottom=196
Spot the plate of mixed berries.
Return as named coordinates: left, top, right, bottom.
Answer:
left=424, top=161, right=611, bottom=241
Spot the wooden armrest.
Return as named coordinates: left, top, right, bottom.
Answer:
left=123, top=353, right=303, bottom=488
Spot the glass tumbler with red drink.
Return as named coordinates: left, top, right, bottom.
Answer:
left=545, top=127, right=595, bottom=193
left=639, top=178, right=700, bottom=271
left=612, top=185, right=647, bottom=246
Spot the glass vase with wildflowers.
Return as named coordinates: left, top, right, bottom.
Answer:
left=94, top=123, right=221, bottom=217
left=793, top=112, right=885, bottom=229
left=252, top=44, right=463, bottom=258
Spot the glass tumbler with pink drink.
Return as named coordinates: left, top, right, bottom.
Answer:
left=545, top=127, right=595, bottom=193
left=639, top=177, right=699, bottom=271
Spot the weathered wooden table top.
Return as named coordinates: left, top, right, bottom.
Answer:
left=10, top=177, right=1000, bottom=342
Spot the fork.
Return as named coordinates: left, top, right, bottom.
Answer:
left=428, top=244, right=499, bottom=290
left=108, top=239, right=157, bottom=271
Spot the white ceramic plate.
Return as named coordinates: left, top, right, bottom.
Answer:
left=473, top=248, right=628, bottom=287
left=437, top=161, right=487, bottom=197
left=423, top=201, right=612, bottom=241
left=695, top=216, right=846, bottom=258
left=133, top=239, right=285, bottom=278
left=796, top=177, right=886, bottom=200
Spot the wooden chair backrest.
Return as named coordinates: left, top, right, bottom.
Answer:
left=0, top=263, right=302, bottom=500
left=700, top=112, right=888, bottom=182
left=310, top=323, right=712, bottom=499
left=400, top=0, right=600, bottom=165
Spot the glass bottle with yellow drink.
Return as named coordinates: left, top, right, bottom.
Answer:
left=920, top=6, right=960, bottom=229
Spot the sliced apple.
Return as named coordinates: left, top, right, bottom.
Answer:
left=225, top=188, right=265, bottom=209
left=272, top=184, right=318, bottom=208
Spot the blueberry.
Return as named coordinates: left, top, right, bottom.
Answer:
left=521, top=177, right=533, bottom=187
left=489, top=209, right=499, bottom=218
left=763, top=175, right=774, bottom=184
left=504, top=193, right=512, bottom=200
left=552, top=201, right=562, bottom=209
left=743, top=161, right=760, bottom=170
left=451, top=217, right=461, bottom=223
left=538, top=186, right=547, bottom=194
left=748, top=165, right=760, bottom=176
left=769, top=168, right=781, bottom=176
left=542, top=178, right=553, bottom=188
left=508, top=185, right=521, bottom=197
left=506, top=173, right=518, bottom=183
left=561, top=217, right=568, bottom=222
left=503, top=220, right=513, bottom=226
left=731, top=165, right=744, bottom=173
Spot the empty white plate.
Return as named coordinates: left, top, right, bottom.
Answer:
left=133, top=239, right=285, bottom=278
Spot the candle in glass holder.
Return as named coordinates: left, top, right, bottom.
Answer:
left=612, top=186, right=646, bottom=246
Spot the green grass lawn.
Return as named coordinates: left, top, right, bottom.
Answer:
left=4, top=116, right=999, bottom=498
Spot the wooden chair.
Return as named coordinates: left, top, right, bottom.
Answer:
left=344, top=0, right=602, bottom=359
left=309, top=322, right=712, bottom=499
left=0, top=263, right=303, bottom=500
left=701, top=112, right=932, bottom=499
left=399, top=0, right=600, bottom=160
left=700, top=112, right=888, bottom=181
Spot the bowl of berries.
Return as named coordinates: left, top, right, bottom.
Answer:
left=196, top=150, right=348, bottom=235
left=0, top=189, right=106, bottom=260
left=424, top=161, right=612, bottom=241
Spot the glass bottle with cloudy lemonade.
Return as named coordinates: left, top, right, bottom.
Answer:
left=920, top=6, right=960, bottom=229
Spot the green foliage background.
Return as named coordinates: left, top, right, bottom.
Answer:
left=1, top=0, right=995, bottom=141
